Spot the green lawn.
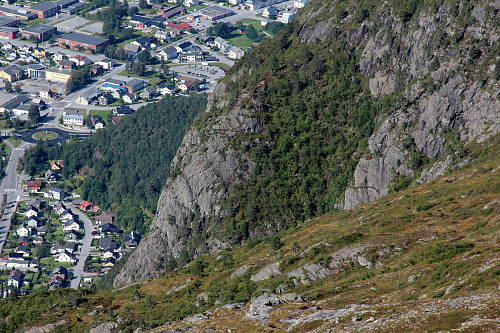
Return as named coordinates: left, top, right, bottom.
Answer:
left=33, top=131, right=58, bottom=140
left=226, top=33, right=256, bottom=50
left=118, top=70, right=165, bottom=86
left=237, top=18, right=265, bottom=30
left=41, top=257, right=74, bottom=270
left=7, top=137, right=22, bottom=148
left=89, top=109, right=113, bottom=124
left=210, top=62, right=231, bottom=70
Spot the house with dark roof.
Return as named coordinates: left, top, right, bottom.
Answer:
left=140, top=86, right=157, bottom=99
left=123, top=79, right=148, bottom=93
left=100, top=223, right=122, bottom=235
left=124, top=231, right=141, bottom=248
left=97, top=237, right=119, bottom=251
left=113, top=105, right=134, bottom=116
left=131, top=36, right=153, bottom=49
left=160, top=5, right=186, bottom=19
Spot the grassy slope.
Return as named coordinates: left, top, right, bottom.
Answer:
left=3, top=134, right=499, bottom=332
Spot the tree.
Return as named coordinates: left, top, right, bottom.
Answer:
left=137, top=49, right=151, bottom=64
left=14, top=85, right=22, bottom=93
left=127, top=6, right=139, bottom=16
left=4, top=80, right=12, bottom=93
left=207, top=22, right=230, bottom=39
left=28, top=104, right=40, bottom=124
left=245, top=25, right=259, bottom=41
left=139, top=0, right=149, bottom=9
left=131, top=62, right=146, bottom=76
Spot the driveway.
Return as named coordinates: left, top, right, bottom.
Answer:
left=69, top=207, right=95, bottom=289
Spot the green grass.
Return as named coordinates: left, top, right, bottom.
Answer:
left=7, top=137, right=22, bottom=148
left=226, top=33, right=257, bottom=50
left=118, top=70, right=165, bottom=86
left=237, top=18, right=265, bottom=29
left=40, top=257, right=74, bottom=270
left=32, top=131, right=58, bottom=140
left=210, top=62, right=231, bottom=70
left=89, top=109, right=113, bottom=123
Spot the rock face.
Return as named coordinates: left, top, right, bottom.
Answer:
left=343, top=2, right=500, bottom=209
left=250, top=263, right=281, bottom=282
left=114, top=83, right=262, bottom=287
left=116, top=0, right=500, bottom=287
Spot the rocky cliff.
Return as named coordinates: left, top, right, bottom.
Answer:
left=115, top=0, right=500, bottom=287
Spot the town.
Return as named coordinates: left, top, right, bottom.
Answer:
left=0, top=0, right=309, bottom=298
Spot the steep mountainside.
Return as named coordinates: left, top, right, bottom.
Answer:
left=2, top=134, right=499, bottom=332
left=115, top=0, right=500, bottom=287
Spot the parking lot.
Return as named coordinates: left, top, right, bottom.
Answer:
left=78, top=22, right=104, bottom=34
left=54, top=16, right=90, bottom=32
left=170, top=64, right=225, bottom=83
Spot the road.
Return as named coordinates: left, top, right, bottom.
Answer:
left=69, top=207, right=95, bottom=289
left=0, top=140, right=32, bottom=256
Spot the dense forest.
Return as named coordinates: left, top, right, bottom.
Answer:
left=201, top=22, right=397, bottom=242
left=21, top=95, right=207, bottom=233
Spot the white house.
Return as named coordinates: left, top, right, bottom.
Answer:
left=69, top=55, right=92, bottom=67
left=63, top=109, right=85, bottom=126
left=95, top=58, right=115, bottom=70
left=55, top=251, right=76, bottom=263
left=263, top=6, right=279, bottom=18
left=25, top=208, right=38, bottom=219
left=156, top=47, right=177, bottom=61
left=277, top=11, right=294, bottom=24
left=16, top=225, right=31, bottom=237
left=294, top=0, right=310, bottom=9
left=60, top=211, right=74, bottom=222
left=123, top=93, right=138, bottom=104
left=184, top=0, right=199, bottom=7
left=27, top=218, right=38, bottom=228
left=62, top=220, right=80, bottom=232
left=157, top=84, right=176, bottom=95
left=154, top=30, right=171, bottom=42
left=227, top=46, right=245, bottom=59
left=44, top=187, right=65, bottom=200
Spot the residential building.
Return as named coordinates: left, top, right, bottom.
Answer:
left=184, top=0, right=200, bottom=7
left=27, top=218, right=38, bottom=228
left=263, top=6, right=279, bottom=18
left=25, top=208, right=38, bottom=218
left=23, top=180, right=42, bottom=192
left=156, top=46, right=177, bottom=60
left=228, top=46, right=245, bottom=59
left=131, top=36, right=153, bottom=49
left=16, top=224, right=31, bottom=237
left=65, top=230, right=80, bottom=242
left=0, top=65, right=23, bottom=82
left=123, top=43, right=141, bottom=57
left=90, top=64, right=103, bottom=76
left=91, top=115, right=105, bottom=129
left=46, top=187, right=65, bottom=200
left=100, top=223, right=122, bottom=235
left=123, top=93, right=138, bottom=103
left=59, top=59, right=75, bottom=69
left=8, top=270, right=22, bottom=289
left=98, top=92, right=113, bottom=106
left=245, top=0, right=286, bottom=10
left=94, top=213, right=115, bottom=226
left=75, top=87, right=99, bottom=105
left=166, top=22, right=191, bottom=32
left=175, top=41, right=192, bottom=53
left=69, top=54, right=92, bottom=66
left=113, top=105, right=134, bottom=116
left=140, top=86, right=157, bottom=99
left=80, top=201, right=93, bottom=211
left=54, top=0, right=79, bottom=10
left=157, top=84, right=176, bottom=95
left=97, top=237, right=119, bottom=251
left=95, top=58, right=115, bottom=70
left=294, top=0, right=310, bottom=9
left=178, top=52, right=204, bottom=62
left=124, top=231, right=141, bottom=248
left=277, top=11, right=294, bottom=24
left=62, top=109, right=85, bottom=126
left=55, top=250, right=76, bottom=263
left=62, top=220, right=80, bottom=232
left=229, top=0, right=244, bottom=4
left=29, top=2, right=58, bottom=18
left=45, top=68, right=72, bottom=84
left=178, top=78, right=200, bottom=92
left=58, top=32, right=110, bottom=53
left=52, top=266, right=68, bottom=280
left=154, top=30, right=171, bottom=42
left=45, top=169, right=59, bottom=182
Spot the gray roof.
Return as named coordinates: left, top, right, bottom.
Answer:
left=124, top=43, right=140, bottom=53
left=125, top=78, right=147, bottom=87
left=23, top=24, right=56, bottom=34
left=48, top=187, right=64, bottom=194
left=2, top=65, right=23, bottom=76
left=1, top=95, right=30, bottom=110
left=65, top=109, right=85, bottom=116
left=0, top=15, right=18, bottom=26
left=79, top=87, right=99, bottom=99
left=30, top=2, right=58, bottom=12
left=59, top=32, right=108, bottom=46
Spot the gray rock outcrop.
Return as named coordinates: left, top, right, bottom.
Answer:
left=250, top=262, right=281, bottom=282
left=243, top=293, right=284, bottom=324
left=114, top=83, right=262, bottom=287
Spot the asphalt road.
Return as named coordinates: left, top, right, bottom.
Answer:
left=0, top=140, right=31, bottom=256
left=16, top=127, right=90, bottom=145
left=69, top=207, right=95, bottom=289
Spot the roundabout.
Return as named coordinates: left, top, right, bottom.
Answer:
left=15, top=127, right=90, bottom=145
left=32, top=131, right=58, bottom=141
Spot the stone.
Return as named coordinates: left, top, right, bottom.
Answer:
left=230, top=265, right=248, bottom=279
left=250, top=262, right=281, bottom=282
left=89, top=322, right=118, bottom=333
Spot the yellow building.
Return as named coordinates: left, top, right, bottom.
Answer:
left=45, top=68, right=72, bottom=84
left=0, top=65, right=24, bottom=82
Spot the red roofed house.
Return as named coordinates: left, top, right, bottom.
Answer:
left=166, top=22, right=192, bottom=31
left=178, top=78, right=200, bottom=92
left=80, top=201, right=93, bottom=211
left=23, top=180, right=42, bottom=192
left=112, top=117, right=122, bottom=125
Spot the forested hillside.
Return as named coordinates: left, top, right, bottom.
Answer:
left=21, top=95, right=207, bottom=233
left=115, top=0, right=500, bottom=286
